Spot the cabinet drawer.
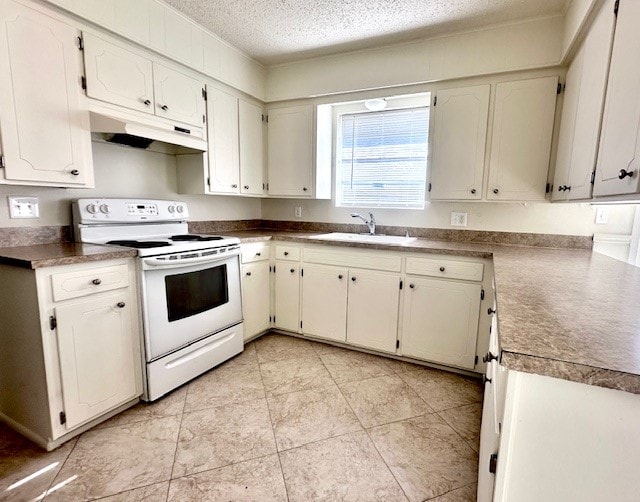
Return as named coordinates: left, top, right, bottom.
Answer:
left=303, top=247, right=402, bottom=272
left=51, top=264, right=130, bottom=302
left=406, top=256, right=484, bottom=281
left=241, top=243, right=271, bottom=264
left=275, top=245, right=300, bottom=261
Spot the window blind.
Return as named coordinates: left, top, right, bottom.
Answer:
left=336, top=107, right=429, bottom=209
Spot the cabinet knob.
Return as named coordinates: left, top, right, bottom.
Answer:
left=160, top=104, right=169, bottom=111
left=142, top=98, right=151, bottom=106
left=488, top=307, right=496, bottom=315
left=439, top=266, right=445, bottom=272
left=232, top=184, right=238, bottom=188
left=244, top=185, right=249, bottom=190
left=483, top=375, right=492, bottom=384
left=618, top=169, right=635, bottom=180
left=284, top=251, right=289, bottom=256
left=493, top=188, right=499, bottom=194
left=303, top=187, right=308, bottom=191
left=246, top=271, right=252, bottom=276
left=351, top=277, right=356, bottom=282
left=290, top=268, right=296, bottom=273
left=92, top=278, right=102, bottom=285
left=409, top=283, right=415, bottom=289
left=255, top=252, right=261, bottom=256
left=117, top=302, right=126, bottom=308
left=70, top=169, right=80, bottom=176
left=483, top=352, right=498, bottom=363
left=338, top=274, right=343, bottom=279
left=470, top=188, right=476, bottom=194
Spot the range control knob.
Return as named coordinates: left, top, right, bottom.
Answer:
left=99, top=204, right=111, bottom=214
left=168, top=205, right=176, bottom=214
left=176, top=205, right=184, bottom=214
left=86, top=203, right=98, bottom=214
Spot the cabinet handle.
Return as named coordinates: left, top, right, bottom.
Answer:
left=117, top=302, right=126, bottom=308
left=439, top=266, right=445, bottom=272
left=232, top=184, right=238, bottom=188
left=351, top=277, right=356, bottom=282
left=493, top=188, right=499, bottom=194
left=409, top=283, right=415, bottom=289
left=618, top=169, right=635, bottom=180
left=290, top=268, right=295, bottom=273
left=70, top=169, right=80, bottom=176
left=160, top=104, right=169, bottom=111
left=142, top=98, right=151, bottom=106
left=558, top=185, right=572, bottom=192
left=92, top=278, right=102, bottom=285
left=488, top=307, right=496, bottom=315
left=470, top=188, right=476, bottom=194
left=255, top=252, right=261, bottom=256
left=338, top=274, right=343, bottom=279
left=483, top=375, right=492, bottom=384
left=244, top=185, right=250, bottom=190
left=246, top=271, right=252, bottom=276
left=483, top=352, right=498, bottom=363
left=284, top=251, right=289, bottom=256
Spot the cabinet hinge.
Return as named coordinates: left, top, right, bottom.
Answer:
left=59, top=411, right=66, bottom=425
left=545, top=182, right=551, bottom=194
left=202, top=88, right=207, bottom=101
left=433, top=95, right=437, bottom=106
left=76, top=35, right=84, bottom=51
left=614, top=0, right=619, bottom=16
left=481, top=289, right=485, bottom=300
left=557, top=83, right=562, bottom=95
left=49, top=316, right=57, bottom=330
left=80, top=76, right=87, bottom=91
left=475, top=355, right=479, bottom=365
left=203, top=114, right=206, bottom=124
left=265, top=115, right=269, bottom=123
left=273, top=265, right=276, bottom=273
left=396, top=340, right=400, bottom=349
left=206, top=177, right=211, bottom=187
left=300, top=321, right=303, bottom=329
left=0, top=155, right=5, bottom=169
left=399, top=280, right=403, bottom=290
left=273, top=315, right=276, bottom=323
left=269, top=315, right=272, bottom=323
left=301, top=268, right=304, bottom=277
left=428, top=182, right=432, bottom=192
left=266, top=182, right=270, bottom=191
left=489, top=453, right=498, bottom=474
left=261, top=114, right=265, bottom=122
left=590, top=171, right=596, bottom=184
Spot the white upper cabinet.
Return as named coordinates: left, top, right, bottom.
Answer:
left=0, top=0, right=93, bottom=186
left=487, top=76, right=558, bottom=200
left=206, top=86, right=240, bottom=193
left=239, top=99, right=266, bottom=196
left=267, top=104, right=314, bottom=197
left=553, top=1, right=615, bottom=201
left=430, top=85, right=490, bottom=200
left=83, top=33, right=155, bottom=114
left=153, top=63, right=205, bottom=127
left=113, top=0, right=150, bottom=45
left=594, top=0, right=640, bottom=197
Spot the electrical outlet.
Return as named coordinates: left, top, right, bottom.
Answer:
left=595, top=207, right=609, bottom=225
left=450, top=211, right=468, bottom=227
left=294, top=206, right=302, bottom=218
left=8, top=196, right=39, bottom=218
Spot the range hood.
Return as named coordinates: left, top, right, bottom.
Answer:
left=89, top=110, right=208, bottom=152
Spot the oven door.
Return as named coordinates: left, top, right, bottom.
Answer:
left=140, top=251, right=242, bottom=360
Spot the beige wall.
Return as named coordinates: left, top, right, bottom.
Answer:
left=261, top=198, right=637, bottom=236
left=0, top=141, right=262, bottom=227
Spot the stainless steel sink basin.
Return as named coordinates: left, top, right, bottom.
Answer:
left=311, top=232, right=417, bottom=245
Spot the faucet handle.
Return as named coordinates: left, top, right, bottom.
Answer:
left=369, top=212, right=375, bottom=223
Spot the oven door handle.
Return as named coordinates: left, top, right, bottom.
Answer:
left=142, top=252, right=237, bottom=269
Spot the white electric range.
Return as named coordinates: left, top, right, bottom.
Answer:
left=72, top=198, right=244, bottom=401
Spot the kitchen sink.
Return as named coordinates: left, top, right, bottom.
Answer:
left=311, top=232, right=417, bottom=245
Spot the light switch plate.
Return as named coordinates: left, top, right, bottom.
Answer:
left=450, top=211, right=468, bottom=227
left=595, top=207, right=609, bottom=225
left=8, top=196, right=39, bottom=218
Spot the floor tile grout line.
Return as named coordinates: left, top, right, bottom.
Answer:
left=167, top=386, right=189, bottom=483
left=89, top=479, right=171, bottom=502
left=421, top=480, right=478, bottom=501
left=39, top=435, right=80, bottom=501
left=435, top=409, right=481, bottom=454
left=265, top=380, right=339, bottom=401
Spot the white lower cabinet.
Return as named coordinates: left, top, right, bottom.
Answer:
left=301, top=264, right=348, bottom=342
left=241, top=261, right=271, bottom=340
left=274, top=261, right=300, bottom=332
left=346, top=269, right=400, bottom=353
left=0, top=259, right=142, bottom=450
left=401, top=277, right=481, bottom=369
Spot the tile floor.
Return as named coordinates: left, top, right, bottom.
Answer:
left=0, top=333, right=483, bottom=501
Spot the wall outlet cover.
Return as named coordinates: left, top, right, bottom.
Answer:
left=450, top=211, right=468, bottom=227
left=294, top=206, right=302, bottom=218
left=595, top=207, right=609, bottom=225
left=8, top=196, right=39, bottom=218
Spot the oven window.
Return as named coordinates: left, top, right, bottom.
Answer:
left=165, top=264, right=229, bottom=322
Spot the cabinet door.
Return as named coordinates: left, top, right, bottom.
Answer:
left=206, top=86, right=240, bottom=193
left=241, top=261, right=271, bottom=340
left=55, top=291, right=138, bottom=429
left=153, top=62, right=205, bottom=127
left=401, top=277, right=480, bottom=369
left=594, top=0, right=640, bottom=197
left=239, top=99, right=266, bottom=195
left=83, top=33, right=155, bottom=114
left=267, top=104, right=314, bottom=197
left=430, top=85, right=490, bottom=200
left=346, top=269, right=400, bottom=353
left=477, top=374, right=499, bottom=502
left=487, top=77, right=558, bottom=201
left=274, top=262, right=300, bottom=332
left=0, top=2, right=92, bottom=185
left=553, top=1, right=615, bottom=201
left=301, top=264, right=348, bottom=342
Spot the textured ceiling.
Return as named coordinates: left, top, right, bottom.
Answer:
left=163, top=0, right=570, bottom=65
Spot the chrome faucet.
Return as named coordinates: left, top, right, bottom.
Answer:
left=351, top=212, right=376, bottom=235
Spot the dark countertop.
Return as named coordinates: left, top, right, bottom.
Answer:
left=0, top=242, right=137, bottom=269
left=229, top=230, right=640, bottom=394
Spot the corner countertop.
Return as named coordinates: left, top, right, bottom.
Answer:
left=0, top=242, right=137, bottom=269
left=229, top=230, right=640, bottom=394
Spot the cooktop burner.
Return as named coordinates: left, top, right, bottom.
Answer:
left=170, top=234, right=224, bottom=241
left=107, top=240, right=172, bottom=249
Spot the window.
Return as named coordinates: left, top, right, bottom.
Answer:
left=336, top=105, right=429, bottom=209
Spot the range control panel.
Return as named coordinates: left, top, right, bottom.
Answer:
left=73, top=198, right=189, bottom=223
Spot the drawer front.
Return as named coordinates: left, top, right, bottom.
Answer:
left=303, top=247, right=402, bottom=272
left=241, top=242, right=271, bottom=264
left=51, top=264, right=130, bottom=302
left=406, top=256, right=484, bottom=281
left=275, top=245, right=301, bottom=261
